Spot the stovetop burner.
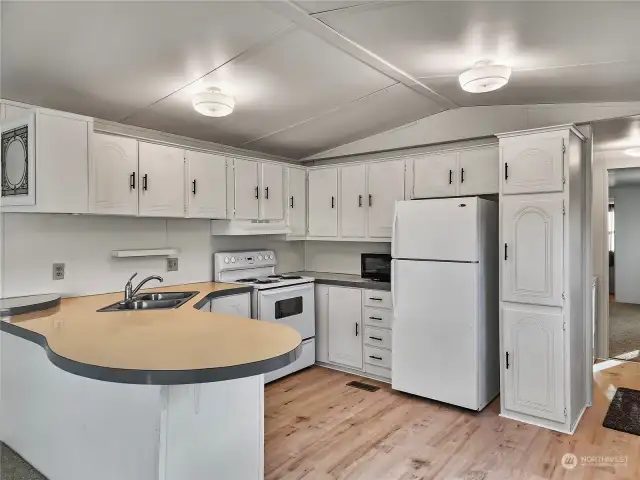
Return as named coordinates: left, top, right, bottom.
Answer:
left=236, top=277, right=258, bottom=283
left=253, top=279, right=278, bottom=284
left=267, top=275, right=283, bottom=279
left=281, top=275, right=302, bottom=280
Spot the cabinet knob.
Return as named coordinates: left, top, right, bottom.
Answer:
left=331, top=196, right=335, bottom=209
left=142, top=174, right=148, bottom=191
left=355, top=323, right=359, bottom=336
left=369, top=336, right=383, bottom=341
left=460, top=168, right=465, bottom=184
left=265, top=186, right=269, bottom=199
left=369, top=194, right=372, bottom=207
left=192, top=179, right=197, bottom=195
left=255, top=186, right=259, bottom=199
left=290, top=196, right=294, bottom=208
left=358, top=194, right=362, bottom=207
left=130, top=172, right=136, bottom=190
left=504, top=163, right=509, bottom=180
left=369, top=355, right=383, bottom=361
left=449, top=169, right=453, bottom=185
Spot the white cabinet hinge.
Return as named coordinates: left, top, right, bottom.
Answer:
left=562, top=320, right=566, bottom=331
left=562, top=201, right=566, bottom=215
left=562, top=292, right=566, bottom=300
left=564, top=407, right=567, bottom=417
left=562, top=140, right=566, bottom=154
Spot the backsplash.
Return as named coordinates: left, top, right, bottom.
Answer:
left=1, top=214, right=304, bottom=298
left=304, top=241, right=390, bottom=275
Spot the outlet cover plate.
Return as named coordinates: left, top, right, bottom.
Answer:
left=167, top=258, right=178, bottom=272
left=53, top=263, right=65, bottom=280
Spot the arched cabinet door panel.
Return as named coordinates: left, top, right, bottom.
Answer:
left=503, top=306, right=565, bottom=423
left=502, top=196, right=564, bottom=306
left=501, top=136, right=564, bottom=195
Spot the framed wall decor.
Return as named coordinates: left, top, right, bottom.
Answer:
left=2, top=111, right=35, bottom=206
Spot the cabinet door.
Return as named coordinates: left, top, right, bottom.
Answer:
left=412, top=152, right=458, bottom=198
left=501, top=135, right=564, bottom=194
left=286, top=168, right=307, bottom=237
left=368, top=160, right=405, bottom=238
left=503, top=306, right=565, bottom=423
left=340, top=164, right=366, bottom=238
left=502, top=196, right=564, bottom=306
left=138, top=143, right=185, bottom=217
left=35, top=112, right=89, bottom=213
left=458, top=147, right=499, bottom=196
left=315, top=284, right=330, bottom=363
left=328, top=287, right=363, bottom=369
left=308, top=168, right=338, bottom=237
left=89, top=133, right=138, bottom=215
left=185, top=150, right=226, bottom=219
left=233, top=159, right=259, bottom=220
left=259, top=162, right=284, bottom=220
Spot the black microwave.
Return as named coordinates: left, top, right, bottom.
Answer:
left=361, top=253, right=391, bottom=282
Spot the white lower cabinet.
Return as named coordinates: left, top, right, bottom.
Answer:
left=328, top=286, right=363, bottom=369
left=502, top=305, right=565, bottom=423
left=315, top=284, right=392, bottom=381
left=209, top=293, right=251, bottom=318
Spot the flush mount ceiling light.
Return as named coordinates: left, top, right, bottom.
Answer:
left=459, top=60, right=512, bottom=93
left=192, top=87, right=235, bottom=117
left=624, top=147, right=640, bottom=157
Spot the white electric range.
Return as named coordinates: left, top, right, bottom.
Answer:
left=213, top=250, right=316, bottom=383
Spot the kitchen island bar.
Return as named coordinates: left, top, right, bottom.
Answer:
left=0, top=283, right=302, bottom=480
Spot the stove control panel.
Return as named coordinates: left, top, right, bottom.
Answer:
left=215, top=250, right=276, bottom=272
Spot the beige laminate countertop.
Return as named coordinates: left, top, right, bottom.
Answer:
left=0, top=283, right=302, bottom=385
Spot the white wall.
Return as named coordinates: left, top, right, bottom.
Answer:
left=610, top=187, right=640, bottom=304
left=306, top=102, right=640, bottom=160
left=304, top=241, right=390, bottom=275
left=1, top=214, right=304, bottom=298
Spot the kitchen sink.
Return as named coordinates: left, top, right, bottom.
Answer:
left=98, top=291, right=199, bottom=312
left=134, top=292, right=197, bottom=301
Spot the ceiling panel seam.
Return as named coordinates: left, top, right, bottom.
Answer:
left=241, top=82, right=401, bottom=146
left=265, top=0, right=459, bottom=111
left=117, top=23, right=297, bottom=123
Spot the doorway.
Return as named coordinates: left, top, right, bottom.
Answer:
left=607, top=168, right=640, bottom=362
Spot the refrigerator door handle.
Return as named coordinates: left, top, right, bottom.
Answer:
left=391, top=206, right=399, bottom=257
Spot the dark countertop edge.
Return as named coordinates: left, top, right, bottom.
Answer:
left=0, top=295, right=61, bottom=317
left=294, top=272, right=390, bottom=291
left=0, top=285, right=300, bottom=385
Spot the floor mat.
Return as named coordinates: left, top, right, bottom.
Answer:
left=603, top=387, right=640, bottom=436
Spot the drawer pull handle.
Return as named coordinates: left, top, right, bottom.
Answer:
left=369, top=316, right=382, bottom=321
left=369, top=297, right=383, bottom=301
left=369, top=336, right=383, bottom=341
left=369, top=355, right=383, bottom=361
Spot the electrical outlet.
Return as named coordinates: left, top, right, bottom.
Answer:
left=52, top=263, right=65, bottom=280
left=167, top=257, right=179, bottom=272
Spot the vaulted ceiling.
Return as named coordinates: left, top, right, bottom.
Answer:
left=4, top=1, right=640, bottom=160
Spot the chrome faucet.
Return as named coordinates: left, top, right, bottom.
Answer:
left=124, top=273, right=164, bottom=302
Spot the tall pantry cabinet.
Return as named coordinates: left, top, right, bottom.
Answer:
left=497, top=125, right=589, bottom=434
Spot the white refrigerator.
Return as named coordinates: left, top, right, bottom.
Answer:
left=391, top=197, right=499, bottom=411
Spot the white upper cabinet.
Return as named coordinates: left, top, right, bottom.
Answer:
left=501, top=135, right=565, bottom=195
left=259, top=162, right=284, bottom=220
left=502, top=306, right=565, bottom=423
left=412, top=152, right=458, bottom=199
left=185, top=150, right=227, bottom=219
left=340, top=164, right=366, bottom=238
left=458, top=147, right=499, bottom=196
left=232, top=158, right=259, bottom=220
left=138, top=142, right=185, bottom=217
left=4, top=109, right=90, bottom=213
left=368, top=160, right=405, bottom=238
left=89, top=133, right=139, bottom=216
left=308, top=168, right=338, bottom=237
left=286, top=167, right=306, bottom=237
left=328, top=286, right=363, bottom=370
left=502, top=195, right=564, bottom=307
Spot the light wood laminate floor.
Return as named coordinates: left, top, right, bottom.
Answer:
left=264, top=362, right=640, bottom=480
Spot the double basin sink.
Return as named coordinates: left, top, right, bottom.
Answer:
left=98, top=291, right=199, bottom=312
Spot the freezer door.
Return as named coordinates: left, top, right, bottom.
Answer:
left=392, top=259, right=480, bottom=409
left=392, top=198, right=478, bottom=262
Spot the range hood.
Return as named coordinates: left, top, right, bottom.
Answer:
left=210, top=219, right=291, bottom=236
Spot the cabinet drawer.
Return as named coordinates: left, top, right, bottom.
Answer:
left=364, top=363, right=391, bottom=380
left=364, top=345, right=392, bottom=369
left=364, top=307, right=392, bottom=329
left=364, top=326, right=392, bottom=350
left=364, top=290, right=392, bottom=309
